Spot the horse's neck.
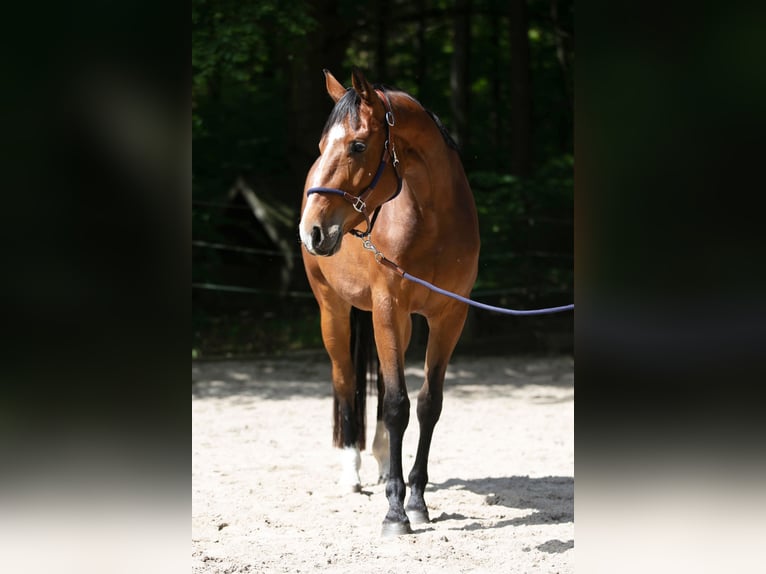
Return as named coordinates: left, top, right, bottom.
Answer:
left=395, top=104, right=467, bottom=209
left=386, top=95, right=477, bottom=251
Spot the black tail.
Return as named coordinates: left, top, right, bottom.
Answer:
left=333, top=307, right=375, bottom=450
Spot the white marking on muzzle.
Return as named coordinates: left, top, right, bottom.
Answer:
left=299, top=194, right=320, bottom=250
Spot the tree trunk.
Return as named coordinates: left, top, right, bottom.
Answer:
left=450, top=0, right=471, bottom=150
left=416, top=0, right=427, bottom=97
left=287, top=0, right=347, bottom=185
left=550, top=0, right=573, bottom=153
left=375, top=0, right=388, bottom=83
left=489, top=0, right=501, bottom=165
left=509, top=0, right=533, bottom=176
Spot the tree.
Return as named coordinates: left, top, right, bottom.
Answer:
left=415, top=0, right=428, bottom=96
left=286, top=0, right=352, bottom=183
left=509, top=0, right=533, bottom=176
left=450, top=0, right=471, bottom=150
left=550, top=0, right=574, bottom=153
left=374, top=0, right=389, bottom=83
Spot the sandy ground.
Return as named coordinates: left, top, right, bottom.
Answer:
left=192, top=353, right=573, bottom=573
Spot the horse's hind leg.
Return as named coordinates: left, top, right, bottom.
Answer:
left=406, top=303, right=469, bottom=524
left=318, top=297, right=365, bottom=492
left=371, top=359, right=390, bottom=483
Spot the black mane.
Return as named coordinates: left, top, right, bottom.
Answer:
left=424, top=108, right=459, bottom=151
left=321, top=84, right=459, bottom=151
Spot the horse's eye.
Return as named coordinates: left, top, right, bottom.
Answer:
left=350, top=141, right=367, bottom=153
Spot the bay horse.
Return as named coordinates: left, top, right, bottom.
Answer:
left=299, top=68, right=480, bottom=536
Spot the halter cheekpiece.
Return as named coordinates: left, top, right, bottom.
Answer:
left=305, top=90, right=403, bottom=239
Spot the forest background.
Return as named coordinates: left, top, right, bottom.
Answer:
left=192, top=0, right=574, bottom=358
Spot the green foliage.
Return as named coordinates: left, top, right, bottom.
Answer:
left=192, top=0, right=316, bottom=197
left=192, top=0, right=314, bottom=102
left=470, top=154, right=573, bottom=295
left=192, top=0, right=574, bottom=357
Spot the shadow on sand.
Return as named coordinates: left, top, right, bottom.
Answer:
left=192, top=354, right=573, bottom=402
left=430, top=475, right=573, bottom=532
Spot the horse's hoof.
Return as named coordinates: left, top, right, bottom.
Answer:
left=347, top=483, right=362, bottom=494
left=381, top=520, right=413, bottom=537
left=405, top=508, right=430, bottom=525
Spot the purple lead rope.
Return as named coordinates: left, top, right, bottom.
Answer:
left=363, top=240, right=574, bottom=316
left=401, top=271, right=574, bottom=316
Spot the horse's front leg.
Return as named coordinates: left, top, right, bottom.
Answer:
left=373, top=302, right=413, bottom=536
left=406, top=303, right=469, bottom=524
left=318, top=298, right=364, bottom=492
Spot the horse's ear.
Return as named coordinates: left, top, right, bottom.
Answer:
left=323, top=69, right=347, bottom=103
left=351, top=67, right=376, bottom=104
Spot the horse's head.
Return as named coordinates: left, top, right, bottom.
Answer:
left=299, top=69, right=397, bottom=257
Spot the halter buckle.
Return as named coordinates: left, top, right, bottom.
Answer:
left=352, top=196, right=366, bottom=213
left=385, top=111, right=395, bottom=127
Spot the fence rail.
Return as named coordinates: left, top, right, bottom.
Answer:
left=192, top=238, right=573, bottom=261
left=192, top=240, right=300, bottom=258
left=192, top=280, right=571, bottom=300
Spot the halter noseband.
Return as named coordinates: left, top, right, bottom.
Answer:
left=305, top=90, right=403, bottom=239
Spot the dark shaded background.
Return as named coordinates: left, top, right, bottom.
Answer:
left=191, top=0, right=574, bottom=359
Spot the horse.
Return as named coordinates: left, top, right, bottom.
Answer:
left=299, top=68, right=480, bottom=536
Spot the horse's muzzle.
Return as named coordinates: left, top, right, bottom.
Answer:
left=301, top=223, right=342, bottom=256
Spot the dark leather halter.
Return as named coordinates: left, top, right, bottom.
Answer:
left=305, top=90, right=403, bottom=239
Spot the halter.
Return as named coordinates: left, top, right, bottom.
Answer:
left=305, top=90, right=403, bottom=239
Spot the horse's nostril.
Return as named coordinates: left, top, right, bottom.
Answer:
left=311, top=225, right=323, bottom=247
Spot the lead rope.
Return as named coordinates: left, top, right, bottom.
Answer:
left=361, top=237, right=574, bottom=316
